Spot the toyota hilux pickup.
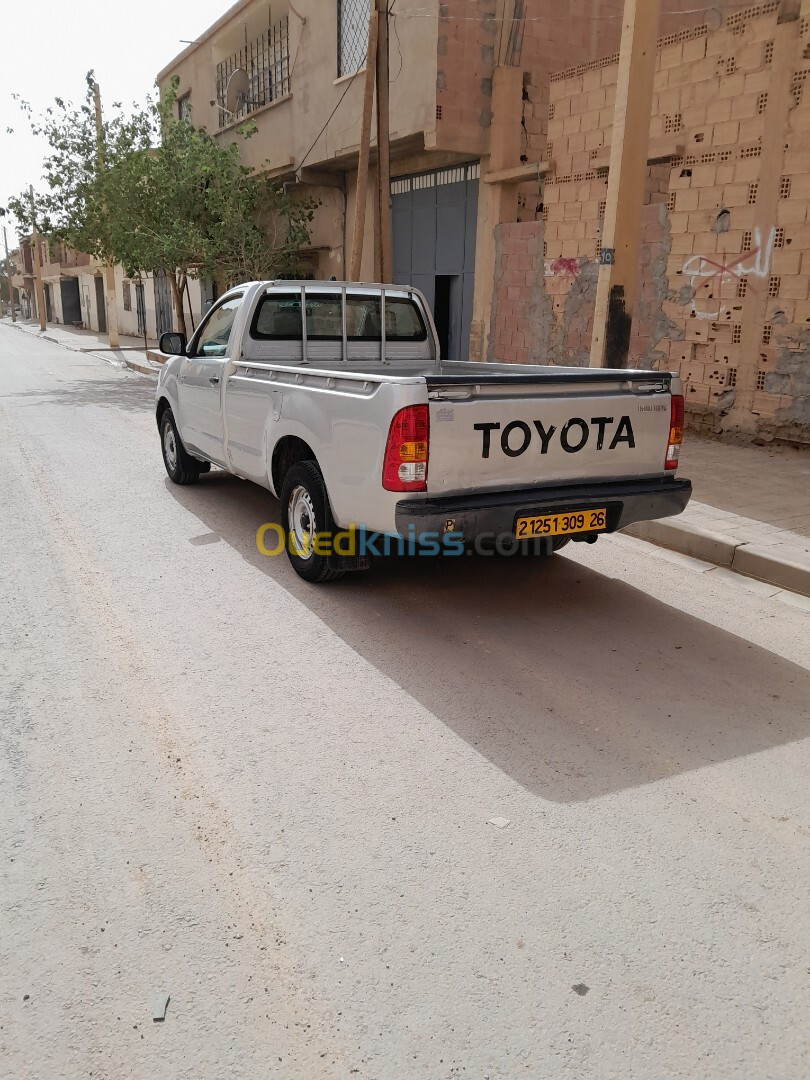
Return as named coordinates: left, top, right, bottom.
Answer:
left=155, top=280, right=690, bottom=582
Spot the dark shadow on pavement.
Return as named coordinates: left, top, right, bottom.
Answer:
left=164, top=469, right=810, bottom=804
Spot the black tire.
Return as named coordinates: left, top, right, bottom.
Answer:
left=160, top=408, right=205, bottom=485
left=280, top=461, right=345, bottom=583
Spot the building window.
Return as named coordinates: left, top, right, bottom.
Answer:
left=123, top=280, right=132, bottom=312
left=215, top=15, right=290, bottom=129
left=178, top=93, right=192, bottom=122
left=338, top=0, right=371, bottom=78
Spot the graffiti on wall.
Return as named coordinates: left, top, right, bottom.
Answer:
left=681, top=226, right=776, bottom=320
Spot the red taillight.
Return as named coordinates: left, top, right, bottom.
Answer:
left=382, top=405, right=429, bottom=491
left=665, top=394, right=684, bottom=470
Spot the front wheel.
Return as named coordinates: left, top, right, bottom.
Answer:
left=280, top=461, right=345, bottom=583
left=160, top=408, right=206, bottom=485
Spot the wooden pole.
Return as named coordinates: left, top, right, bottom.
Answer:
left=29, top=187, right=47, bottom=331
left=589, top=0, right=660, bottom=368
left=3, top=227, right=15, bottom=322
left=349, top=7, right=379, bottom=281
left=93, top=81, right=121, bottom=347
left=375, top=0, right=392, bottom=283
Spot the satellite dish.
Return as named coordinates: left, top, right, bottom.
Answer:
left=225, top=68, right=250, bottom=113
left=705, top=7, right=723, bottom=31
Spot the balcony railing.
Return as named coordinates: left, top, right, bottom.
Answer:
left=215, top=15, right=290, bottom=128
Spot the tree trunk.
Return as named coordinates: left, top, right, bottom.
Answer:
left=183, top=277, right=196, bottom=331
left=169, top=271, right=187, bottom=337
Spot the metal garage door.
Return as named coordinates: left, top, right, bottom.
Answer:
left=391, top=162, right=479, bottom=362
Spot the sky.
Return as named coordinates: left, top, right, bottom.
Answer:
left=0, top=0, right=230, bottom=238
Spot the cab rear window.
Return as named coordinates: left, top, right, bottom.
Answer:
left=250, top=292, right=428, bottom=342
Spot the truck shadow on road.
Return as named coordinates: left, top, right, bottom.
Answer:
left=167, top=471, right=810, bottom=804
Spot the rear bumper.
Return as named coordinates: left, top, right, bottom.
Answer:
left=395, top=476, right=692, bottom=539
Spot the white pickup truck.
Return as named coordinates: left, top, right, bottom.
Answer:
left=155, top=281, right=690, bottom=582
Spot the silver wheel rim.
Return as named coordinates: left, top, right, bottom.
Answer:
left=288, top=484, right=316, bottom=559
left=163, top=424, right=178, bottom=471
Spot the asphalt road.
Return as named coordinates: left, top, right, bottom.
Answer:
left=1, top=324, right=809, bottom=1080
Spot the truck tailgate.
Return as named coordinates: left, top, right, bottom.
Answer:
left=426, top=371, right=675, bottom=495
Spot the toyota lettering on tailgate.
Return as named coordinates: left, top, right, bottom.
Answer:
left=473, top=416, right=635, bottom=458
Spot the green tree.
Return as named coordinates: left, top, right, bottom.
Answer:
left=9, top=75, right=314, bottom=335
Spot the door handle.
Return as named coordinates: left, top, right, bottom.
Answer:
left=209, top=376, right=220, bottom=385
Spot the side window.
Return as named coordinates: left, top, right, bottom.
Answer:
left=251, top=294, right=302, bottom=340
left=191, top=295, right=243, bottom=358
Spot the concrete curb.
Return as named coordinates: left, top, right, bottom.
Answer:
left=625, top=519, right=810, bottom=598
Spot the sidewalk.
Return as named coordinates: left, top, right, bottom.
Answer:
left=2, top=317, right=163, bottom=376
left=3, top=315, right=809, bottom=597
left=625, top=435, right=810, bottom=598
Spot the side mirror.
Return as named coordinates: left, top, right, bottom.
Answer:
left=160, top=331, right=187, bottom=356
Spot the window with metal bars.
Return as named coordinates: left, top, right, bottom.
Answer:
left=215, top=16, right=290, bottom=129
left=338, top=0, right=371, bottom=78
left=123, top=281, right=131, bottom=312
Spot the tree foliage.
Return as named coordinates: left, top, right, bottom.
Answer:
left=8, top=74, right=314, bottom=334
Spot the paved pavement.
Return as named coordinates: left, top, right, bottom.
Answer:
left=625, top=437, right=810, bottom=595
left=1, top=324, right=809, bottom=1079
left=3, top=315, right=809, bottom=594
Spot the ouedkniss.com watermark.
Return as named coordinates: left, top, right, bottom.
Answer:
left=256, top=524, right=566, bottom=559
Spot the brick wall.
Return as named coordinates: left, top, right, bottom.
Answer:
left=489, top=2, right=810, bottom=443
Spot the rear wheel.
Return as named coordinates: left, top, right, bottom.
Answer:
left=160, top=408, right=206, bottom=485
left=280, top=461, right=345, bottom=583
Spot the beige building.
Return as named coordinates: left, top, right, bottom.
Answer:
left=11, top=236, right=192, bottom=343
left=156, top=0, right=639, bottom=361
left=157, top=1, right=809, bottom=441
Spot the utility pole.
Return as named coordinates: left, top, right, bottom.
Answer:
left=93, top=81, right=121, bottom=347
left=589, top=0, right=660, bottom=368
left=349, top=6, right=379, bottom=281
left=3, top=227, right=15, bottom=322
left=375, top=0, right=392, bottom=283
left=29, top=186, right=47, bottom=331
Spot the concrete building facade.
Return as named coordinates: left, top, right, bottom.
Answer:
left=11, top=237, right=205, bottom=344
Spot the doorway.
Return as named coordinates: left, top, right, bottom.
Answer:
left=44, top=283, right=52, bottom=323
left=60, top=278, right=81, bottom=325
left=154, top=270, right=173, bottom=337
left=94, top=275, right=107, bottom=333
left=135, top=282, right=147, bottom=337
left=434, top=275, right=460, bottom=361
left=391, top=162, right=478, bottom=361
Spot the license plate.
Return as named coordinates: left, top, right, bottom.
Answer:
left=515, top=507, right=608, bottom=539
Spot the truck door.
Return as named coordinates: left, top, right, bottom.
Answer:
left=179, top=294, right=243, bottom=464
